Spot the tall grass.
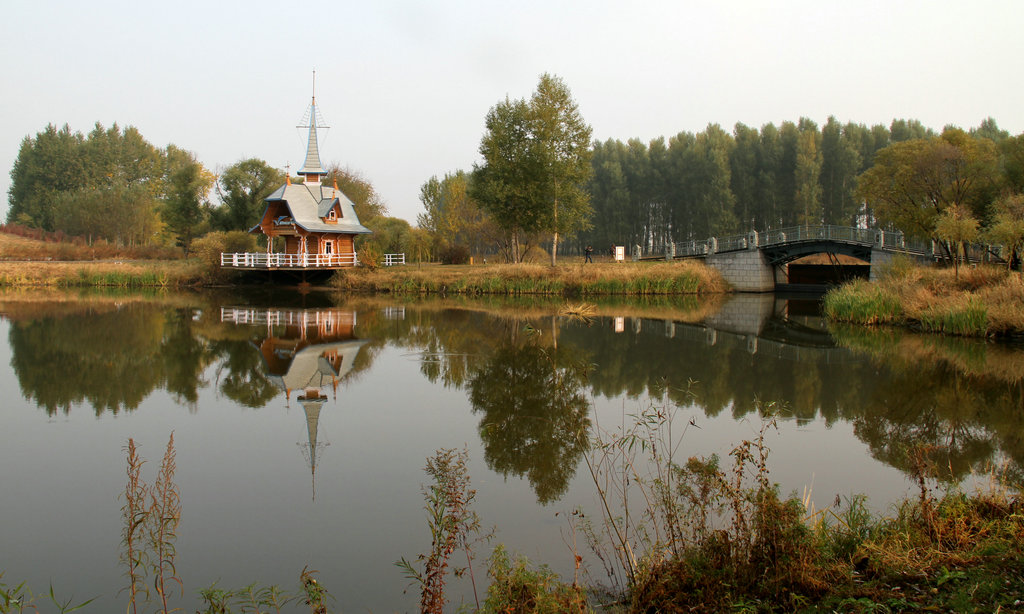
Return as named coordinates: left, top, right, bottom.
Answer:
left=332, top=261, right=727, bottom=296
left=824, top=263, right=1024, bottom=337
left=822, top=280, right=903, bottom=325
left=0, top=262, right=201, bottom=288
left=579, top=398, right=1024, bottom=612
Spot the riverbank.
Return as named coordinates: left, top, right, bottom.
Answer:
left=0, top=260, right=204, bottom=288
left=331, top=261, right=728, bottom=295
left=824, top=262, right=1024, bottom=337
left=0, top=258, right=728, bottom=295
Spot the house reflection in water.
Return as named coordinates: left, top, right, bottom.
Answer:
left=221, top=307, right=369, bottom=498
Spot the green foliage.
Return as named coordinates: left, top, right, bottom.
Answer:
left=324, top=165, right=387, bottom=223
left=471, top=74, right=593, bottom=263
left=418, top=170, right=493, bottom=256
left=298, top=567, right=330, bottom=614
left=0, top=575, right=96, bottom=614
left=160, top=147, right=214, bottom=256
left=5, top=122, right=213, bottom=251
left=470, top=344, right=591, bottom=503
left=857, top=130, right=999, bottom=241
left=918, top=297, right=988, bottom=336
left=480, top=545, right=588, bottom=613
left=211, top=158, right=284, bottom=231
left=822, top=280, right=904, bottom=324
left=985, top=193, right=1024, bottom=271
left=364, top=216, right=411, bottom=254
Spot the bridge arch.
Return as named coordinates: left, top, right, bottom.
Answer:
left=672, top=225, right=937, bottom=292
left=760, top=240, right=872, bottom=267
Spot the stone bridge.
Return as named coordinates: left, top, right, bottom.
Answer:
left=641, top=225, right=945, bottom=292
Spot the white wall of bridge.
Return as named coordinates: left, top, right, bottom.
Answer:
left=706, top=249, right=778, bottom=292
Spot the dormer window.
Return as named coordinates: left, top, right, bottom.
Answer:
left=327, top=209, right=337, bottom=221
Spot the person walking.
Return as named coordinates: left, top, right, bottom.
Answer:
left=584, top=245, right=594, bottom=263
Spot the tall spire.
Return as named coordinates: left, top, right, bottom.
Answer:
left=297, top=70, right=328, bottom=182
left=298, top=392, right=328, bottom=501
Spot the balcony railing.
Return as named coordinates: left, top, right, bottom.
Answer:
left=220, top=252, right=359, bottom=268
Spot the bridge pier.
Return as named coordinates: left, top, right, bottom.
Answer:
left=706, top=249, right=776, bottom=292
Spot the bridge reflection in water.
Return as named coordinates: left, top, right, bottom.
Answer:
left=612, top=293, right=859, bottom=365
left=221, top=307, right=370, bottom=498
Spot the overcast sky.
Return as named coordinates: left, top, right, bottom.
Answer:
left=2, top=0, right=1022, bottom=225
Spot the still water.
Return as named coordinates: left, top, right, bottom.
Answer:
left=0, top=290, right=1021, bottom=611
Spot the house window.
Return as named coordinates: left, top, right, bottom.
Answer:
left=328, top=209, right=337, bottom=221
left=324, top=240, right=333, bottom=254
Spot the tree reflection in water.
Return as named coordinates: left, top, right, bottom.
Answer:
left=5, top=296, right=1024, bottom=497
left=469, top=342, right=590, bottom=504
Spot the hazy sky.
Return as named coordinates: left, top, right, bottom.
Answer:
left=2, top=0, right=1022, bottom=225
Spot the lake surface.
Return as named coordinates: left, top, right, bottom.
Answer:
left=0, top=289, right=1021, bottom=612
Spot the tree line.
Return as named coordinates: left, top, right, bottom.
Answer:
left=5, top=122, right=410, bottom=258
left=422, top=74, right=1024, bottom=265
left=9, top=79, right=1024, bottom=266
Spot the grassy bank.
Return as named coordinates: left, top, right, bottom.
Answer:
left=824, top=261, right=1024, bottom=337
left=0, top=260, right=204, bottom=288
left=331, top=261, right=728, bottom=296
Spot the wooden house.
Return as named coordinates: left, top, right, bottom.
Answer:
left=221, top=93, right=372, bottom=270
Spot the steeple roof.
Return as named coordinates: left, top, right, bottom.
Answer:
left=298, top=98, right=326, bottom=178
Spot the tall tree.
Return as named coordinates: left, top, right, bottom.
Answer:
left=970, top=117, right=1009, bottom=143
left=1001, top=134, right=1024, bottom=195
left=857, top=130, right=999, bottom=243
left=7, top=124, right=87, bottom=229
left=985, top=194, right=1024, bottom=272
left=161, top=146, right=213, bottom=256
left=324, top=165, right=388, bottom=223
left=7, top=122, right=169, bottom=240
left=471, top=74, right=592, bottom=264
left=417, top=170, right=490, bottom=254
left=730, top=123, right=760, bottom=230
left=529, top=73, right=593, bottom=265
left=471, top=97, right=541, bottom=263
left=585, top=139, right=632, bottom=249
left=212, top=158, right=284, bottom=231
left=794, top=120, right=823, bottom=225
left=820, top=117, right=862, bottom=225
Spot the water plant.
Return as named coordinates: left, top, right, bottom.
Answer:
left=119, top=434, right=181, bottom=614
left=120, top=439, right=149, bottom=612
left=479, top=545, right=587, bottom=613
left=0, top=574, right=95, bottom=613
left=397, top=447, right=491, bottom=613
left=149, top=434, right=183, bottom=613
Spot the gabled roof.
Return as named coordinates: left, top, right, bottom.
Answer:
left=265, top=338, right=370, bottom=393
left=262, top=182, right=372, bottom=235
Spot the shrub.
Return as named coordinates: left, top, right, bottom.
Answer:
left=481, top=545, right=587, bottom=613
left=190, top=231, right=258, bottom=282
left=358, top=242, right=381, bottom=270
left=439, top=244, right=470, bottom=265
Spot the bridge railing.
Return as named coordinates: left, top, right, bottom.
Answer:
left=665, top=225, right=942, bottom=260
